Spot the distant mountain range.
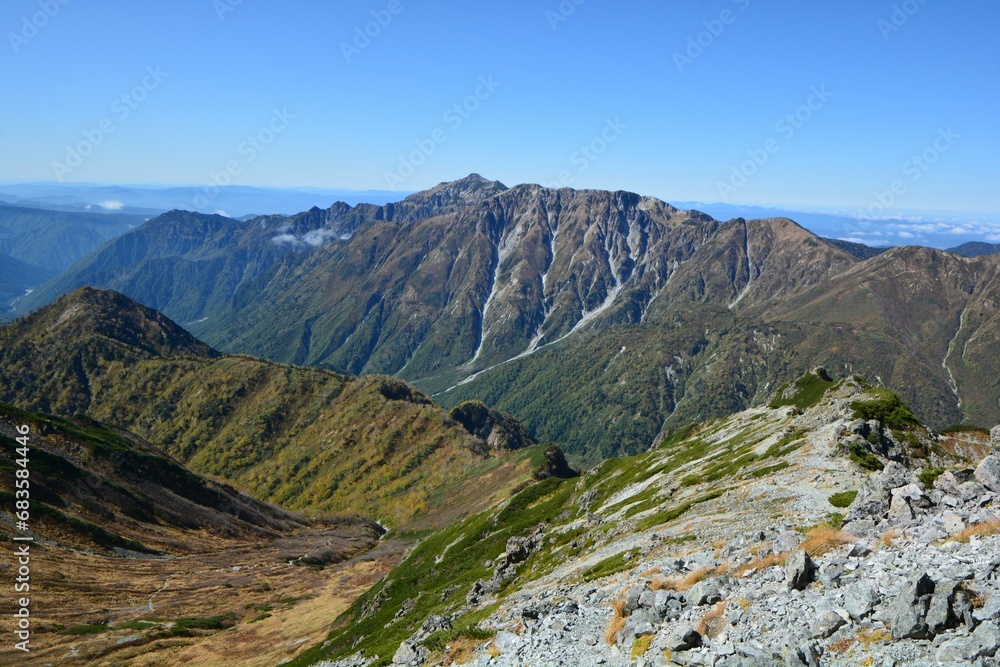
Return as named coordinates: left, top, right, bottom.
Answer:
left=17, top=176, right=1000, bottom=463
left=0, top=182, right=407, bottom=218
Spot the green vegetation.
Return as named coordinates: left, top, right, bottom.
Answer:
left=580, top=549, right=639, bottom=582
left=59, top=624, right=111, bottom=636
left=828, top=491, right=858, bottom=508
left=918, top=467, right=947, bottom=490
left=939, top=424, right=990, bottom=435
left=769, top=370, right=838, bottom=410
left=850, top=388, right=920, bottom=431
left=848, top=442, right=885, bottom=472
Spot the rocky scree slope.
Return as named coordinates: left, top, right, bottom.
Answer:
left=303, top=375, right=1000, bottom=667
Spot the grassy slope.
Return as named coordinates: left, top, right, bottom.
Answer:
left=0, top=289, right=547, bottom=528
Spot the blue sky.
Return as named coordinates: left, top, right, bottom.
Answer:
left=2, top=0, right=998, bottom=222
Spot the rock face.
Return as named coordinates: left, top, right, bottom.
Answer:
left=992, top=425, right=1000, bottom=455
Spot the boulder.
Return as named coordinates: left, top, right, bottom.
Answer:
left=926, top=579, right=959, bottom=634
left=992, top=425, right=1000, bottom=456
left=811, top=611, right=846, bottom=638
left=889, top=572, right=935, bottom=639
left=687, top=578, right=723, bottom=606
left=785, top=550, right=816, bottom=591
left=974, top=620, right=1000, bottom=658
left=975, top=456, right=1000, bottom=494
left=665, top=624, right=702, bottom=652
left=844, top=580, right=880, bottom=620
left=392, top=641, right=427, bottom=666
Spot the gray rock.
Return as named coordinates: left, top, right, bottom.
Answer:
left=493, top=630, right=520, bottom=654
left=937, top=637, right=977, bottom=664
left=975, top=456, right=1000, bottom=494
left=687, top=578, right=723, bottom=606
left=973, top=620, right=1000, bottom=658
left=624, top=584, right=644, bottom=615
left=638, top=588, right=655, bottom=609
left=992, top=425, right=1000, bottom=456
left=391, top=641, right=426, bottom=666
left=633, top=620, right=656, bottom=637
left=811, top=610, right=846, bottom=638
left=926, top=579, right=958, bottom=634
left=785, top=550, right=816, bottom=591
left=844, top=580, right=880, bottom=620
left=665, top=625, right=702, bottom=652
left=889, top=572, right=935, bottom=639
left=974, top=593, right=1000, bottom=624
left=887, top=493, right=915, bottom=523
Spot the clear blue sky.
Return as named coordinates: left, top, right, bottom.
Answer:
left=2, top=0, right=998, bottom=215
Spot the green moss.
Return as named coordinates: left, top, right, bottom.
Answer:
left=828, top=491, right=857, bottom=508
left=635, top=490, right=725, bottom=531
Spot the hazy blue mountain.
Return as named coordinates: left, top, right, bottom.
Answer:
left=948, top=241, right=1000, bottom=257
left=0, top=182, right=410, bottom=218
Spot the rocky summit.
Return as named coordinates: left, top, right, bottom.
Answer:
left=310, top=374, right=1000, bottom=667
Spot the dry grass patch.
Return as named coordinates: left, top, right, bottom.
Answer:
left=640, top=566, right=662, bottom=577
left=828, top=637, right=856, bottom=653
left=696, top=601, right=729, bottom=638
left=801, top=525, right=853, bottom=557
left=654, top=565, right=726, bottom=592
left=954, top=519, right=1000, bottom=543
left=605, top=599, right=627, bottom=646
left=878, top=529, right=900, bottom=549
left=737, top=550, right=788, bottom=577
left=857, top=628, right=892, bottom=645
left=444, top=637, right=481, bottom=665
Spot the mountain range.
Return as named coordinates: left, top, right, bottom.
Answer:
left=16, top=175, right=1000, bottom=463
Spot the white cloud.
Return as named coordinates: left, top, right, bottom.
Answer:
left=271, top=227, right=352, bottom=248
left=98, top=199, right=125, bottom=210
left=214, top=209, right=229, bottom=217
left=898, top=231, right=915, bottom=238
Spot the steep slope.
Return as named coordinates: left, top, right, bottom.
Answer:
left=290, top=375, right=1000, bottom=667
left=768, top=247, right=1000, bottom=429
left=0, top=251, right=56, bottom=306
left=0, top=288, right=555, bottom=528
left=0, top=403, right=385, bottom=667
left=0, top=204, right=145, bottom=271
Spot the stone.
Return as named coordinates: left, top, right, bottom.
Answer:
left=973, top=620, right=1000, bottom=658
left=889, top=572, right=935, bottom=639
left=624, top=585, right=644, bottom=615
left=811, top=610, right=846, bottom=638
left=392, top=641, right=426, bottom=666
left=633, top=620, right=656, bottom=637
left=942, top=511, right=967, bottom=535
left=687, top=578, right=723, bottom=606
left=844, top=580, right=880, bottom=620
left=653, top=589, right=673, bottom=617
left=785, top=550, right=816, bottom=591
left=582, top=634, right=598, bottom=646
left=992, top=425, right=1000, bottom=456
left=926, top=579, right=958, bottom=634
left=638, top=588, right=655, bottom=609
left=887, top=493, right=915, bottom=523
left=665, top=625, right=702, bottom=652
left=493, top=631, right=520, bottom=653
left=975, top=456, right=1000, bottom=494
